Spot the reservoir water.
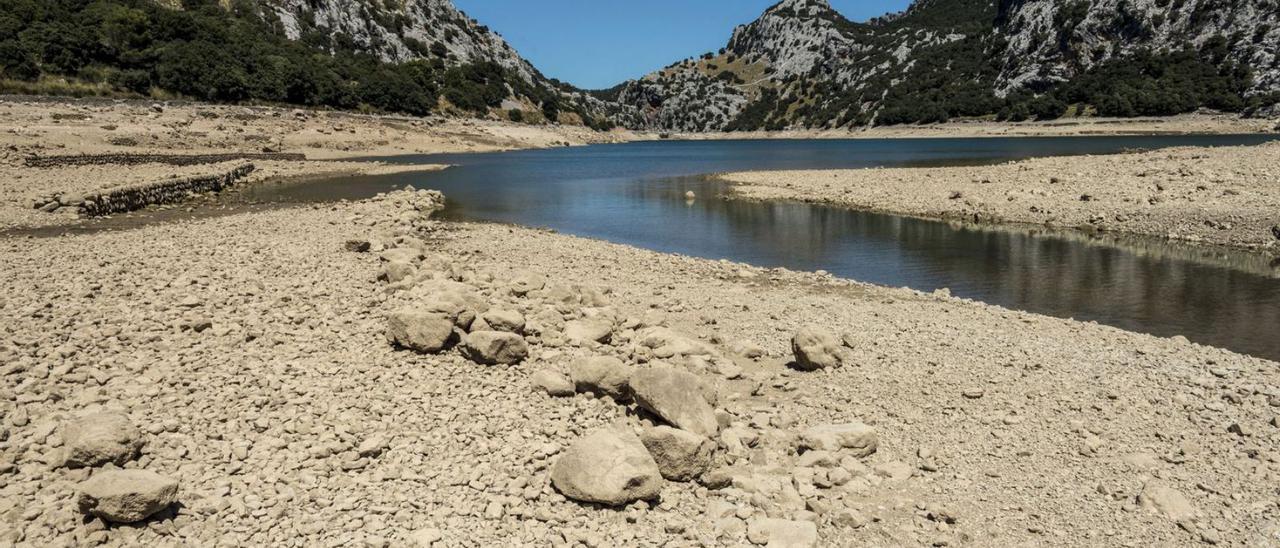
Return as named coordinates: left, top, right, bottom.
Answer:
left=242, top=135, right=1280, bottom=360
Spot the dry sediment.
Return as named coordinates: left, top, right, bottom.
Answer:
left=719, top=142, right=1280, bottom=255
left=1, top=189, right=1277, bottom=547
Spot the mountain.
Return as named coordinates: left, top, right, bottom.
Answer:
left=0, top=0, right=626, bottom=128
left=612, top=0, right=1280, bottom=131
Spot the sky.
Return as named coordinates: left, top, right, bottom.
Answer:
left=451, top=0, right=914, bottom=90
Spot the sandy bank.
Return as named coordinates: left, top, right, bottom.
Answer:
left=1, top=189, right=1277, bottom=546
left=720, top=142, right=1280, bottom=255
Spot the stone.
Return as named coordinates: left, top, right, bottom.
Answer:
left=636, top=327, right=714, bottom=358
left=379, top=261, right=416, bottom=283
left=831, top=508, right=866, bottom=528
left=872, top=461, right=912, bottom=482
left=480, top=309, right=525, bottom=334
left=746, top=518, right=818, bottom=547
left=408, top=527, right=443, bottom=547
left=564, top=319, right=613, bottom=345
left=357, top=434, right=390, bottom=458
left=343, top=240, right=371, bottom=253
left=461, top=331, right=528, bottom=365
left=796, top=423, right=878, bottom=458
left=386, top=311, right=455, bottom=353
left=791, top=326, right=846, bottom=371
left=640, top=426, right=715, bottom=482
left=550, top=425, right=663, bottom=505
left=569, top=356, right=632, bottom=400
left=62, top=412, right=144, bottom=468
left=630, top=367, right=719, bottom=437
left=1139, top=481, right=1198, bottom=522
left=730, top=340, right=766, bottom=359
left=531, top=370, right=574, bottom=397
left=76, top=470, right=178, bottom=523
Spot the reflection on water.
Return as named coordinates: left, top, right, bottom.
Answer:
left=107, top=137, right=1280, bottom=360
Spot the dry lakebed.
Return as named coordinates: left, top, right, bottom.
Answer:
left=1, top=101, right=1279, bottom=548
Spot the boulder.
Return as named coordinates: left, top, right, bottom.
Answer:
left=386, top=311, right=455, bottom=353
left=564, top=319, right=613, bottom=345
left=461, top=331, right=528, bottom=365
left=791, top=326, right=846, bottom=371
left=62, top=412, right=144, bottom=468
left=531, top=370, right=574, bottom=397
left=569, top=356, right=632, bottom=400
left=550, top=426, right=663, bottom=505
left=640, top=426, right=714, bottom=482
left=480, top=309, right=525, bottom=334
left=630, top=367, right=719, bottom=437
left=746, top=518, right=818, bottom=547
left=76, top=469, right=178, bottom=523
left=796, top=423, right=877, bottom=458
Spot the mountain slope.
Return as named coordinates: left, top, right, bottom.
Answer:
left=0, top=0, right=628, bottom=128
left=614, top=0, right=1280, bottom=131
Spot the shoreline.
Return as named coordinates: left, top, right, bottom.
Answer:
left=717, top=142, right=1280, bottom=258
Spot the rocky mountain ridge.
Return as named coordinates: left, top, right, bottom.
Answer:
left=612, top=0, right=1280, bottom=131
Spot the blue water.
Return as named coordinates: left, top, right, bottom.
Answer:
left=243, top=135, right=1280, bottom=360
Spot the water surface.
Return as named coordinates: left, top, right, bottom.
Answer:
left=243, top=136, right=1280, bottom=360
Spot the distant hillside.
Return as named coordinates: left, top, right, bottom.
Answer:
left=0, top=0, right=630, bottom=129
left=615, top=0, right=1280, bottom=131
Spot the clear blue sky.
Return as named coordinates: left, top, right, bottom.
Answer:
left=452, top=0, right=913, bottom=89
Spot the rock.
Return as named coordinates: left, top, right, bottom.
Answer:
left=1139, top=481, right=1198, bottom=522
left=379, top=261, right=416, bottom=283
left=76, top=469, right=178, bottom=523
left=636, top=327, right=714, bottom=358
left=796, top=423, right=877, bottom=458
left=357, top=434, right=390, bottom=458
left=791, top=326, right=846, bottom=371
left=343, top=240, right=371, bottom=253
left=1272, top=224, right=1280, bottom=241
left=569, top=356, right=632, bottom=400
left=640, top=426, right=715, bottom=482
left=386, top=311, right=455, bottom=353
left=531, top=370, right=574, bottom=397
left=746, top=518, right=818, bottom=547
left=872, top=461, right=912, bottom=482
left=550, top=425, right=663, bottom=505
left=563, top=319, right=613, bottom=345
left=630, top=367, right=719, bottom=437
left=480, top=309, right=525, bottom=334
left=408, top=527, right=443, bottom=547
left=461, top=331, right=528, bottom=365
left=831, top=508, right=866, bottom=528
left=62, top=412, right=144, bottom=468
left=730, top=340, right=766, bottom=359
